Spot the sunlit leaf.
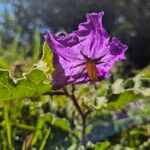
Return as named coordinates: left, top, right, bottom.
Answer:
left=107, top=91, right=141, bottom=109
left=53, top=118, right=70, bottom=132
left=0, top=69, right=52, bottom=101
left=94, top=141, right=110, bottom=150
left=42, top=42, right=54, bottom=74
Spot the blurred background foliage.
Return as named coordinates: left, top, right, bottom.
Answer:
left=0, top=0, right=150, bottom=149
left=0, top=0, right=150, bottom=69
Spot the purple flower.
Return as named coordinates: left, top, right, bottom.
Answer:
left=113, top=110, right=128, bottom=120
left=128, top=101, right=141, bottom=108
left=45, top=11, right=128, bottom=89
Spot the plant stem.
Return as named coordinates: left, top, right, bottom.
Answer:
left=81, top=115, right=86, bottom=145
left=49, top=86, right=93, bottom=146
left=4, top=104, right=13, bottom=150
left=70, top=92, right=84, bottom=117
left=63, top=86, right=87, bottom=146
left=39, top=128, right=51, bottom=150
left=71, top=93, right=87, bottom=145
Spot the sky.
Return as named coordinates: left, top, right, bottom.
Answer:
left=0, top=2, right=14, bottom=22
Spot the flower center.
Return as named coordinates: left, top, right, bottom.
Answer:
left=86, top=61, right=98, bottom=82
left=80, top=51, right=99, bottom=82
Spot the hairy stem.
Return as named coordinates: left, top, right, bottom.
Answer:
left=48, top=86, right=93, bottom=146
left=63, top=86, right=87, bottom=145
left=71, top=92, right=86, bottom=145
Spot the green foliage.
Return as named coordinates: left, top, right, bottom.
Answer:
left=53, top=118, right=70, bottom=132
left=0, top=28, right=41, bottom=78
left=94, top=141, right=110, bottom=150
left=0, top=30, right=21, bottom=69
left=0, top=69, right=51, bottom=101
left=108, top=91, right=141, bottom=109
left=42, top=42, right=54, bottom=74
left=4, top=104, right=12, bottom=149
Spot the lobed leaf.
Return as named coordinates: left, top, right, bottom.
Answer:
left=0, top=69, right=52, bottom=101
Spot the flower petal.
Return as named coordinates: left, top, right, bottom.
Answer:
left=45, top=11, right=128, bottom=89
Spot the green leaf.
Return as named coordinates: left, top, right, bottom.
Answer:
left=0, top=58, right=9, bottom=69
left=42, top=42, right=54, bottom=74
left=4, top=104, right=13, bottom=149
left=107, top=91, right=141, bottom=109
left=137, top=65, right=150, bottom=78
left=31, top=113, right=53, bottom=146
left=94, top=141, right=110, bottom=150
left=0, top=69, right=52, bottom=101
left=0, top=70, right=14, bottom=100
left=26, top=69, right=46, bottom=85
left=53, top=118, right=70, bottom=132
left=142, top=72, right=150, bottom=78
